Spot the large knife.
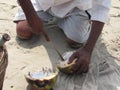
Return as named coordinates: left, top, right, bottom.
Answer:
left=43, top=32, right=64, bottom=61
left=48, top=41, right=65, bottom=61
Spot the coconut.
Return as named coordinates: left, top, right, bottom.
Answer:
left=25, top=68, right=58, bottom=90
left=57, top=51, right=76, bottom=74
left=16, top=21, right=33, bottom=39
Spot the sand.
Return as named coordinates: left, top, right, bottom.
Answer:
left=0, top=0, right=120, bottom=90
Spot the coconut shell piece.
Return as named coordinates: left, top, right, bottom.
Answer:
left=25, top=68, right=58, bottom=90
left=57, top=51, right=76, bottom=74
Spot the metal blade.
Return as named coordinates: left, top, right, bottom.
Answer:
left=48, top=41, right=64, bottom=61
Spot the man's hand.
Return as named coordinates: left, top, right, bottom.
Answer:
left=68, top=21, right=105, bottom=74
left=18, top=0, right=50, bottom=41
left=28, top=15, right=50, bottom=41
left=68, top=47, right=91, bottom=74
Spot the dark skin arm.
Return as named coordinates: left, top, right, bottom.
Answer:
left=18, top=0, right=50, bottom=41
left=69, top=21, right=104, bottom=74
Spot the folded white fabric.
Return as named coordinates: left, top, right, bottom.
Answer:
left=54, top=0, right=72, bottom=6
left=35, top=0, right=73, bottom=11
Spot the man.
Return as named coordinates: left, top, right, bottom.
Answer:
left=14, top=0, right=111, bottom=74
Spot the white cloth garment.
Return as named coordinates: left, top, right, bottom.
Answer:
left=34, top=0, right=111, bottom=23
left=14, top=7, right=91, bottom=43
left=35, top=0, right=72, bottom=11
left=14, top=0, right=111, bottom=43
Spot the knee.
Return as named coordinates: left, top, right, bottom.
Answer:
left=16, top=20, right=33, bottom=39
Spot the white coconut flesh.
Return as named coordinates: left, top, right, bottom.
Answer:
left=58, top=59, right=76, bottom=68
left=27, top=70, right=58, bottom=81
left=58, top=51, right=77, bottom=68
left=30, top=72, right=56, bottom=80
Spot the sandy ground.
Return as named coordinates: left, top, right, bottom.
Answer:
left=0, top=0, right=120, bottom=90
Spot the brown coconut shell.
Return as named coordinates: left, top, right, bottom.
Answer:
left=16, top=21, right=33, bottom=39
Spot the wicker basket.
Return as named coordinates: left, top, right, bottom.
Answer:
left=0, top=33, right=10, bottom=90
left=0, top=46, right=8, bottom=90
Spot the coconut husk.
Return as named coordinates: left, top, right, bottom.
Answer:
left=57, top=51, right=77, bottom=74
left=25, top=68, right=58, bottom=90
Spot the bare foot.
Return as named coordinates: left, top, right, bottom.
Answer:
left=66, top=38, right=83, bottom=49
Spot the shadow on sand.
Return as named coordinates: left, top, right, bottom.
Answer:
left=16, top=26, right=74, bottom=67
left=16, top=26, right=120, bottom=90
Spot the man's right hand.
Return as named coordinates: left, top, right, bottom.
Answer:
left=28, top=15, right=50, bottom=41
left=18, top=0, right=50, bottom=41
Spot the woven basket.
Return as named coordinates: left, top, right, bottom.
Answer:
left=0, top=46, right=8, bottom=90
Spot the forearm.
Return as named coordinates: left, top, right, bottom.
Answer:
left=84, top=21, right=104, bottom=53
left=18, top=0, right=38, bottom=24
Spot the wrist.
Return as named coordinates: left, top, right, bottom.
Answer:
left=83, top=44, right=94, bottom=54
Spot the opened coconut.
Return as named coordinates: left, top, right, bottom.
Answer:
left=25, top=68, right=58, bottom=90
left=57, top=51, right=76, bottom=74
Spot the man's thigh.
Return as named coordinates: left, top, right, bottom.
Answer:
left=58, top=8, right=91, bottom=44
left=13, top=8, right=54, bottom=22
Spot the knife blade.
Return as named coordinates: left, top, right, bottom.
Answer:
left=48, top=41, right=64, bottom=61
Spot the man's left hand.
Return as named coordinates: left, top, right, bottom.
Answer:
left=68, top=47, right=91, bottom=74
